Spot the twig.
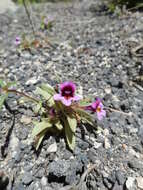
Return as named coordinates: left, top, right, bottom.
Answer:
left=77, top=164, right=96, bottom=188
left=131, top=43, right=143, bottom=57
left=131, top=81, right=143, bottom=92
left=59, top=164, right=97, bottom=190
left=6, top=89, right=39, bottom=103
left=23, top=0, right=36, bottom=37
left=105, top=107, right=133, bottom=116
left=128, top=3, right=143, bottom=11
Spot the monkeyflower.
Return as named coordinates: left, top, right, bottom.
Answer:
left=54, top=81, right=82, bottom=106
left=85, top=98, right=106, bottom=120
left=15, top=37, right=21, bottom=46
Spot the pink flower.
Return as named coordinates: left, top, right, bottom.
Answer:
left=85, top=98, right=106, bottom=120
left=54, top=81, right=82, bottom=106
left=15, top=37, right=21, bottom=46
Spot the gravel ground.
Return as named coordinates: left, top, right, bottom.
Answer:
left=0, top=0, right=143, bottom=190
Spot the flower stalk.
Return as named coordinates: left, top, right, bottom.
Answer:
left=4, top=88, right=39, bottom=103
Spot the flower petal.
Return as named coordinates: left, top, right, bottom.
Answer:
left=97, top=110, right=106, bottom=120
left=61, top=97, right=72, bottom=106
left=73, top=94, right=83, bottom=102
left=53, top=94, right=62, bottom=101
left=60, top=81, right=76, bottom=93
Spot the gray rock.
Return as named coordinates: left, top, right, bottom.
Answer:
left=112, top=182, right=123, bottom=190
left=15, top=182, right=25, bottom=190
left=138, top=126, right=143, bottom=139
left=48, top=160, right=71, bottom=177
left=132, top=144, right=142, bottom=153
left=22, top=172, right=33, bottom=185
left=14, top=148, right=23, bottom=163
left=34, top=168, right=45, bottom=178
left=115, top=171, right=125, bottom=185
left=103, top=178, right=112, bottom=189
left=128, top=160, right=143, bottom=171
left=0, top=172, right=9, bottom=190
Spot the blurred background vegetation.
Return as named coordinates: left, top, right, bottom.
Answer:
left=12, top=0, right=143, bottom=12
left=12, top=0, right=72, bottom=3
left=108, top=0, right=143, bottom=11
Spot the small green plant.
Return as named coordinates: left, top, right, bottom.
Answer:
left=0, top=79, right=16, bottom=110
left=40, top=16, right=54, bottom=31
left=0, top=80, right=106, bottom=151
left=108, top=0, right=143, bottom=12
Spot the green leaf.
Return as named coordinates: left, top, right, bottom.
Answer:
left=6, top=81, right=16, bottom=88
left=63, top=117, right=75, bottom=151
left=0, top=94, right=7, bottom=110
left=79, top=98, right=91, bottom=106
left=0, top=79, right=5, bottom=87
left=35, top=130, right=46, bottom=150
left=32, top=120, right=52, bottom=137
left=76, top=109, right=96, bottom=127
left=35, top=87, right=51, bottom=100
left=55, top=121, right=63, bottom=130
left=47, top=97, right=55, bottom=107
left=40, top=83, right=55, bottom=95
left=35, top=86, right=55, bottom=106
left=67, top=115, right=77, bottom=133
left=33, top=102, right=42, bottom=113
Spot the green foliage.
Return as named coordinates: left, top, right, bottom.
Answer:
left=67, top=115, right=77, bottom=133
left=32, top=119, right=52, bottom=137
left=0, top=95, right=7, bottom=110
left=0, top=79, right=16, bottom=110
left=108, top=0, right=143, bottom=12
left=35, top=84, right=55, bottom=107
left=79, top=98, right=91, bottom=107
left=76, top=108, right=96, bottom=127
left=63, top=117, right=76, bottom=151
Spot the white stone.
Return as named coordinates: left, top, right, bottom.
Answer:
left=26, top=77, right=38, bottom=85
left=126, top=177, right=136, bottom=190
left=20, top=115, right=31, bottom=125
left=41, top=176, right=47, bottom=186
left=94, top=141, right=102, bottom=149
left=103, top=129, right=109, bottom=136
left=10, top=133, right=19, bottom=158
left=105, top=87, right=111, bottom=94
left=104, top=138, right=111, bottom=149
left=136, top=177, right=143, bottom=189
left=47, top=142, right=57, bottom=153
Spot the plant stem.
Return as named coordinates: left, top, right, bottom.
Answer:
left=105, top=107, right=133, bottom=116
left=23, top=0, right=36, bottom=37
left=6, top=89, right=39, bottom=103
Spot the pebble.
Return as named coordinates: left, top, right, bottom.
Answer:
left=136, top=177, right=143, bottom=190
left=128, top=160, right=143, bottom=170
left=94, top=141, right=102, bottom=149
left=115, top=170, right=125, bottom=185
left=41, top=176, right=47, bottom=186
left=22, top=172, right=33, bottom=185
left=104, top=138, right=111, bottom=149
left=112, top=182, right=123, bottom=190
left=126, top=177, right=136, bottom=190
left=20, top=115, right=32, bottom=125
left=47, top=142, right=57, bottom=153
left=26, top=77, right=38, bottom=85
